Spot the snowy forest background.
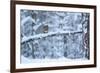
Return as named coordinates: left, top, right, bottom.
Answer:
left=20, top=9, right=90, bottom=63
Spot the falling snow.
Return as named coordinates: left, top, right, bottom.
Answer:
left=20, top=10, right=90, bottom=63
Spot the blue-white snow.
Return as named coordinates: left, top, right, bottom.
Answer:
left=20, top=10, right=90, bottom=63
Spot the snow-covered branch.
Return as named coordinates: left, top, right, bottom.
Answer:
left=21, top=30, right=82, bottom=44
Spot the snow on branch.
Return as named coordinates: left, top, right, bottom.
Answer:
left=21, top=30, right=82, bottom=44
left=21, top=16, right=36, bottom=26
